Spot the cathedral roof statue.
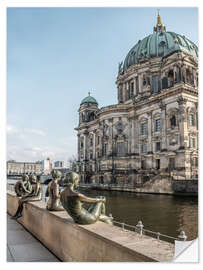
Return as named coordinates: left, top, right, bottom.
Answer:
left=80, top=91, right=98, bottom=106
left=121, top=11, right=198, bottom=73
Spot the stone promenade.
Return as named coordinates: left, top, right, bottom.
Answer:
left=7, top=214, right=60, bottom=262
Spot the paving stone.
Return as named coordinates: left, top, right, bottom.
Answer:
left=9, top=242, right=59, bottom=262
left=7, top=229, right=38, bottom=245
left=7, top=221, right=24, bottom=231
left=27, top=258, right=60, bottom=262
left=7, top=247, right=14, bottom=262
left=7, top=214, right=59, bottom=262
left=7, top=215, right=17, bottom=224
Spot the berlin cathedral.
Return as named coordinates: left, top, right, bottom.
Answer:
left=75, top=12, right=198, bottom=185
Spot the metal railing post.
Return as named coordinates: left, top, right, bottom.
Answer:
left=109, top=213, right=113, bottom=223
left=136, top=221, right=144, bottom=235
left=178, top=231, right=187, bottom=241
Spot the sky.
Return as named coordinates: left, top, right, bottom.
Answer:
left=7, top=7, right=198, bottom=164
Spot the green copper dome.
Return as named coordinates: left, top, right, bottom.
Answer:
left=121, top=13, right=198, bottom=72
left=80, top=93, right=98, bottom=106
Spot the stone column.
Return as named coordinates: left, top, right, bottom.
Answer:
left=138, top=75, right=142, bottom=94
left=93, top=131, right=96, bottom=159
left=134, top=116, right=139, bottom=154
left=131, top=117, right=136, bottom=153
left=84, top=131, right=88, bottom=160
left=160, top=102, right=167, bottom=150
left=147, top=112, right=153, bottom=153
left=133, top=78, right=136, bottom=96
left=77, top=134, right=80, bottom=162
left=127, top=117, right=131, bottom=154
left=121, top=84, right=124, bottom=102
left=182, top=66, right=186, bottom=83
left=177, top=97, right=187, bottom=149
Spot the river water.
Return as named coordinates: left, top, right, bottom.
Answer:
left=8, top=178, right=198, bottom=241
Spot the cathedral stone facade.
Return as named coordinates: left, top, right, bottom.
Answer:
left=75, top=13, right=198, bottom=185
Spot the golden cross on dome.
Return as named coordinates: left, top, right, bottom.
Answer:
left=157, top=9, right=162, bottom=26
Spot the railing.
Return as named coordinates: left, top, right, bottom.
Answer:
left=7, top=183, right=14, bottom=192
left=79, top=183, right=136, bottom=189
left=110, top=218, right=187, bottom=243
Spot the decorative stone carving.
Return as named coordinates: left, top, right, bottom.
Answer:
left=115, top=122, right=124, bottom=133
left=177, top=96, right=187, bottom=105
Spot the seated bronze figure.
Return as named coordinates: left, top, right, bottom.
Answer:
left=14, top=174, right=32, bottom=197
left=45, top=169, right=64, bottom=211
left=60, top=172, right=113, bottom=225
left=12, top=174, right=42, bottom=219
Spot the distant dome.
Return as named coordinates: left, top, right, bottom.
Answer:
left=80, top=93, right=98, bottom=106
left=122, top=12, right=198, bottom=72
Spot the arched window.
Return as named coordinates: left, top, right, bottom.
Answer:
left=141, top=122, right=147, bottom=135
left=152, top=76, right=159, bottom=93
left=190, top=137, right=196, bottom=148
left=117, top=142, right=125, bottom=156
left=162, top=77, right=168, bottom=89
left=193, top=157, right=198, bottom=167
left=143, top=75, right=146, bottom=86
left=141, top=144, right=147, bottom=153
left=189, top=114, right=195, bottom=126
left=155, top=119, right=161, bottom=132
left=130, top=82, right=134, bottom=98
left=186, top=69, right=193, bottom=85
left=170, top=115, right=176, bottom=127
left=168, top=70, right=174, bottom=87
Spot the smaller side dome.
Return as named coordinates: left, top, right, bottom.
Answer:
left=80, top=92, right=98, bottom=106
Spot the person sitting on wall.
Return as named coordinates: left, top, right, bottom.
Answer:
left=12, top=174, right=42, bottom=219
left=60, top=172, right=113, bottom=225
left=45, top=169, right=64, bottom=211
left=14, top=174, right=32, bottom=197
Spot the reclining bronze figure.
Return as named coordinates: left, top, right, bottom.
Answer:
left=60, top=172, right=113, bottom=225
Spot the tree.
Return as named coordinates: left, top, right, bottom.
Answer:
left=67, top=155, right=77, bottom=172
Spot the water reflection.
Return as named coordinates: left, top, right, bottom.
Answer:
left=79, top=188, right=198, bottom=241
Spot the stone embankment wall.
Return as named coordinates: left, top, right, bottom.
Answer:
left=138, top=176, right=198, bottom=195
left=7, top=191, right=174, bottom=262
left=87, top=177, right=198, bottom=195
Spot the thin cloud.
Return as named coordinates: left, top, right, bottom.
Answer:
left=6, top=124, right=18, bottom=134
left=24, top=128, right=46, bottom=137
left=7, top=124, right=46, bottom=137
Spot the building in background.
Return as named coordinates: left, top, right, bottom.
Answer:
left=75, top=13, right=198, bottom=185
left=54, top=161, right=65, bottom=168
left=7, top=157, right=53, bottom=176
left=41, top=157, right=52, bottom=174
left=7, top=160, right=43, bottom=175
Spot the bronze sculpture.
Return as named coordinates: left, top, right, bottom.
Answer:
left=60, top=172, right=113, bottom=225
left=12, top=174, right=42, bottom=219
left=14, top=174, right=32, bottom=197
left=45, top=170, right=64, bottom=211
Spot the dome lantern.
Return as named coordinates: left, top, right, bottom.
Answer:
left=80, top=91, right=98, bottom=106
left=153, top=9, right=166, bottom=33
